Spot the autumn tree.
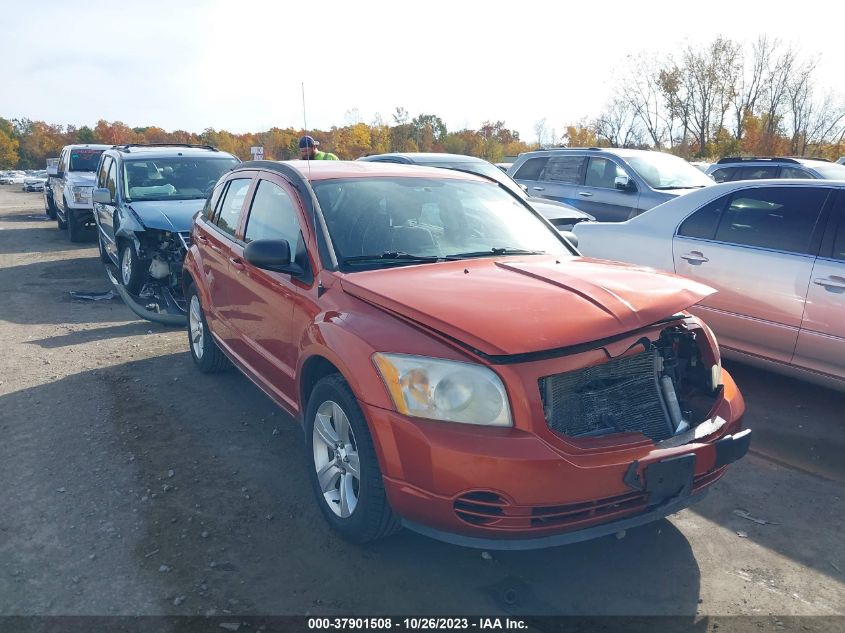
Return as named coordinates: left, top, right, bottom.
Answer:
left=0, top=123, right=19, bottom=168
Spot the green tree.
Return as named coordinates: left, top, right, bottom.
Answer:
left=0, top=128, right=19, bottom=168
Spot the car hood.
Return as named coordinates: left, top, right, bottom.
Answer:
left=339, top=255, right=715, bottom=357
left=65, top=172, right=97, bottom=187
left=128, top=199, right=206, bottom=231
left=527, top=197, right=594, bottom=221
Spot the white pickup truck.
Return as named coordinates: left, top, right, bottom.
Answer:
left=48, top=144, right=110, bottom=242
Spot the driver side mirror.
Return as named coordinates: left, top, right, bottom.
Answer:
left=614, top=175, right=636, bottom=192
left=561, top=231, right=578, bottom=248
left=243, top=239, right=303, bottom=275
left=93, top=188, right=113, bottom=204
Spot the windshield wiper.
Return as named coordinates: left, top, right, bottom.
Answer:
left=342, top=251, right=445, bottom=266
left=445, top=247, right=546, bottom=259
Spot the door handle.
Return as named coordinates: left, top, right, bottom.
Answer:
left=680, top=251, right=709, bottom=264
left=814, top=276, right=845, bottom=290
left=577, top=191, right=593, bottom=197
left=196, top=234, right=209, bottom=244
left=230, top=257, right=246, bottom=271
left=532, top=186, right=545, bottom=192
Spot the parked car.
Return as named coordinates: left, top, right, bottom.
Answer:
left=23, top=170, right=48, bottom=192
left=184, top=160, right=749, bottom=548
left=0, top=170, right=26, bottom=185
left=510, top=148, right=714, bottom=222
left=837, top=157, right=845, bottom=165
left=92, top=143, right=239, bottom=323
left=358, top=152, right=594, bottom=231
left=706, top=156, right=845, bottom=182
left=48, top=144, right=111, bottom=241
left=690, top=161, right=711, bottom=173
left=574, top=180, right=845, bottom=391
left=43, top=158, right=60, bottom=218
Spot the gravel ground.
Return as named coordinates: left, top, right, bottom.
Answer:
left=0, top=186, right=843, bottom=628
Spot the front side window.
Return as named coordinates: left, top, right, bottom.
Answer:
left=97, top=157, right=112, bottom=188
left=585, top=157, right=625, bottom=189
left=245, top=180, right=301, bottom=244
left=543, top=156, right=585, bottom=184
left=122, top=156, right=239, bottom=201
left=214, top=178, right=252, bottom=237
left=512, top=157, right=549, bottom=181
left=69, top=149, right=105, bottom=172
left=713, top=187, right=828, bottom=254
left=106, top=160, right=117, bottom=199
left=710, top=167, right=735, bottom=183
left=312, top=177, right=571, bottom=268
left=780, top=166, right=812, bottom=179
left=625, top=153, right=713, bottom=189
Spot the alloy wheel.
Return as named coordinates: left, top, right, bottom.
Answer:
left=189, top=295, right=204, bottom=360
left=312, top=400, right=360, bottom=518
left=121, top=247, right=134, bottom=286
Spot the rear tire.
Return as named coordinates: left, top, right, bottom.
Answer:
left=305, top=374, right=401, bottom=543
left=186, top=283, right=228, bottom=373
left=45, top=195, right=57, bottom=219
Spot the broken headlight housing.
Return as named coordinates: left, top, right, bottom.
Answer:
left=372, top=353, right=513, bottom=427
left=72, top=186, right=93, bottom=204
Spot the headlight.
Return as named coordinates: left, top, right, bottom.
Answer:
left=698, top=320, right=723, bottom=391
left=72, top=186, right=93, bottom=204
left=372, top=353, right=513, bottom=427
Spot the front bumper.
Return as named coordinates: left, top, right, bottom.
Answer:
left=365, top=370, right=747, bottom=547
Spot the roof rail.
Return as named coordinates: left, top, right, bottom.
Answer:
left=112, top=143, right=219, bottom=153
left=716, top=156, right=800, bottom=165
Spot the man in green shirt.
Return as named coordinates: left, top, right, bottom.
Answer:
left=299, top=135, right=338, bottom=160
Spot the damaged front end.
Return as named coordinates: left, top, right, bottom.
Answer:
left=106, top=229, right=191, bottom=326
left=540, top=319, right=724, bottom=444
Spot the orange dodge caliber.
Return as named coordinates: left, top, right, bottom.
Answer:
left=183, top=160, right=749, bottom=549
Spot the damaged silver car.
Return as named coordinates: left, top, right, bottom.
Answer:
left=92, top=144, right=239, bottom=324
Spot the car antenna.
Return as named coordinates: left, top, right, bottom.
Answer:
left=301, top=81, right=311, bottom=181
left=302, top=81, right=324, bottom=297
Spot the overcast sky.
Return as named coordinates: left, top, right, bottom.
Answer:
left=2, top=0, right=844, bottom=142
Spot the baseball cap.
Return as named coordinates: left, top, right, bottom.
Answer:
left=299, top=135, right=319, bottom=149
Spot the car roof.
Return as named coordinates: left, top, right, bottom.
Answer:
left=712, top=157, right=831, bottom=167
left=106, top=145, right=238, bottom=160
left=63, top=144, right=112, bottom=150
left=236, top=159, right=489, bottom=182
left=363, top=152, right=484, bottom=164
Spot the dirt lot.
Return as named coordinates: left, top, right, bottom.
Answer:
left=0, top=186, right=843, bottom=626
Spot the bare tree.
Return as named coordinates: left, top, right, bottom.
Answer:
left=732, top=35, right=771, bottom=141
left=760, top=43, right=797, bottom=139
left=618, top=53, right=669, bottom=148
left=534, top=118, right=548, bottom=147
left=594, top=98, right=643, bottom=148
left=682, top=37, right=741, bottom=156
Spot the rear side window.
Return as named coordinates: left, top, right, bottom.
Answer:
left=714, top=187, right=828, bottom=254
left=543, top=156, right=585, bottom=184
left=678, top=196, right=729, bottom=240
left=513, top=157, right=549, bottom=181
left=832, top=217, right=845, bottom=261
left=213, top=178, right=252, bottom=237
left=245, top=180, right=301, bottom=244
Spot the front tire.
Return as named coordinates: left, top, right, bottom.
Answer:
left=57, top=199, right=68, bottom=230
left=118, top=240, right=146, bottom=294
left=45, top=195, right=57, bottom=219
left=186, top=284, right=228, bottom=373
left=305, top=374, right=400, bottom=543
left=67, top=208, right=85, bottom=243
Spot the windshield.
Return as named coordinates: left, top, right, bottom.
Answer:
left=625, top=153, right=714, bottom=189
left=312, top=177, right=571, bottom=270
left=122, top=157, right=239, bottom=201
left=813, top=163, right=845, bottom=179
left=69, top=149, right=104, bottom=172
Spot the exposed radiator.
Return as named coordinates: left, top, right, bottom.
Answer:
left=540, top=348, right=675, bottom=442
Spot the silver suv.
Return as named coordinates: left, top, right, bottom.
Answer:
left=706, top=156, right=845, bottom=183
left=510, top=148, right=713, bottom=222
